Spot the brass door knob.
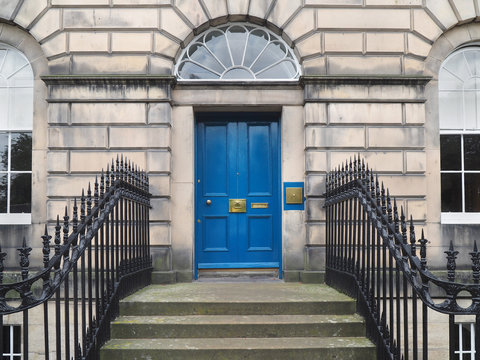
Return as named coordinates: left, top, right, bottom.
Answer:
left=206, top=199, right=212, bottom=205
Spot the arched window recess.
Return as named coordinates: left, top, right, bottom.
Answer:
left=175, top=23, right=301, bottom=81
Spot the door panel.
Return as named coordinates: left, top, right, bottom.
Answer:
left=196, top=113, right=280, bottom=272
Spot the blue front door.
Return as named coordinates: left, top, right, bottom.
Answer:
left=195, top=113, right=281, bottom=276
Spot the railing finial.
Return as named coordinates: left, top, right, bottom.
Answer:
left=409, top=215, right=416, bottom=257
left=0, top=244, right=6, bottom=284
left=419, top=229, right=428, bottom=270
left=471, top=240, right=480, bottom=284
left=18, top=237, right=32, bottom=280
left=42, top=224, right=52, bottom=269
left=445, top=241, right=458, bottom=282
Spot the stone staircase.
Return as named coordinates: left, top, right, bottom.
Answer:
left=100, top=282, right=376, bottom=359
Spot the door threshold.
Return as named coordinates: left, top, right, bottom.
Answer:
left=197, top=268, right=280, bottom=282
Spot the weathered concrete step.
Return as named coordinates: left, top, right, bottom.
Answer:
left=100, top=337, right=376, bottom=360
left=111, top=314, right=366, bottom=338
left=119, top=283, right=356, bottom=316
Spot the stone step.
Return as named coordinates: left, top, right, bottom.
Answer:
left=119, top=283, right=357, bottom=316
left=111, top=314, right=366, bottom=338
left=100, top=337, right=376, bottom=360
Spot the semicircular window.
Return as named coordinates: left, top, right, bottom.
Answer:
left=175, top=23, right=301, bottom=81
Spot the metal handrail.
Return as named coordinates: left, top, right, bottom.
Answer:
left=0, top=156, right=152, bottom=360
left=325, top=156, right=480, bottom=359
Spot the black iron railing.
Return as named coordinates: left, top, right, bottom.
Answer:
left=325, top=157, right=480, bottom=360
left=0, top=157, right=152, bottom=360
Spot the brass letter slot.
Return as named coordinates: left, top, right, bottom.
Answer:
left=286, top=187, right=303, bottom=204
left=251, top=203, right=268, bottom=209
left=229, top=199, right=246, bottom=213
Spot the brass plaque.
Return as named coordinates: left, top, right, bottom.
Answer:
left=251, top=203, right=268, bottom=209
left=229, top=199, right=247, bottom=213
left=286, top=187, right=303, bottom=204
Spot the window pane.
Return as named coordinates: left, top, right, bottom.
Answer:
left=439, top=91, right=464, bottom=129
left=10, top=87, right=33, bottom=130
left=226, top=26, right=247, bottom=65
left=204, top=30, right=232, bottom=68
left=12, top=326, right=20, bottom=354
left=10, top=173, right=31, bottom=213
left=0, top=88, right=8, bottom=130
left=465, top=173, right=480, bottom=212
left=256, top=60, right=297, bottom=79
left=251, top=41, right=286, bottom=73
left=464, top=135, right=480, bottom=170
left=178, top=61, right=219, bottom=80
left=244, top=29, right=269, bottom=68
left=10, top=133, right=31, bottom=171
left=441, top=173, right=462, bottom=212
left=0, top=133, right=8, bottom=171
left=440, top=135, right=461, bottom=170
left=461, top=323, right=472, bottom=351
left=188, top=43, right=224, bottom=74
left=2, top=326, right=10, bottom=353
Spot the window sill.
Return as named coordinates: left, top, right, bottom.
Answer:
left=0, top=213, right=31, bottom=225
left=441, top=212, right=480, bottom=224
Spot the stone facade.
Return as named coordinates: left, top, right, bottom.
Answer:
left=0, top=0, right=478, bottom=280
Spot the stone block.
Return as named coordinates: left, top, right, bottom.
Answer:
left=329, top=55, right=402, bottom=75
left=407, top=199, right=427, bottom=220
left=109, top=126, right=170, bottom=149
left=47, top=175, right=92, bottom=197
left=366, top=33, right=404, bottom=53
left=172, top=106, right=194, bottom=183
left=72, top=55, right=148, bottom=74
left=151, top=246, right=172, bottom=272
left=154, top=33, right=179, bottom=58
left=0, top=23, right=29, bottom=48
left=306, top=126, right=365, bottom=149
left=69, top=32, right=109, bottom=52
left=301, top=57, right=326, bottom=75
left=296, top=33, right=321, bottom=59
left=426, top=0, right=457, bottom=30
left=113, top=0, right=170, bottom=4
left=150, top=198, right=170, bottom=221
left=64, top=9, right=158, bottom=29
left=413, top=9, right=443, bottom=42
left=317, top=9, right=410, bottom=30
left=450, top=0, right=476, bottom=22
left=41, top=33, right=67, bottom=58
left=306, top=151, right=327, bottom=172
left=304, top=246, right=325, bottom=272
left=407, top=33, right=432, bottom=58
left=149, top=56, right=174, bottom=75
left=150, top=223, right=171, bottom=246
left=175, top=0, right=208, bottom=27
left=149, top=174, right=171, bottom=196
left=304, top=103, right=326, bottom=125
left=70, top=151, right=146, bottom=172
left=160, top=8, right=191, bottom=42
left=325, top=33, right=363, bottom=53
left=366, top=0, right=421, bottom=4
left=47, top=151, right=69, bottom=173
left=404, top=56, right=425, bottom=75
left=248, top=0, right=273, bottom=19
left=71, top=103, right=146, bottom=125
left=281, top=106, right=305, bottom=181
left=468, top=23, right=480, bottom=41
left=307, top=224, right=325, bottom=245
left=49, top=127, right=108, bottom=149
left=227, top=0, right=249, bottom=14
left=283, top=8, right=315, bottom=42
left=379, top=174, right=426, bottom=196
left=47, top=199, right=71, bottom=221
left=306, top=174, right=325, bottom=196
left=307, top=0, right=361, bottom=4
left=48, top=56, right=71, bottom=75
left=15, top=0, right=48, bottom=29
left=444, top=26, right=472, bottom=49
left=201, top=0, right=228, bottom=20
left=48, top=103, right=69, bottom=124
left=306, top=198, right=325, bottom=221
left=148, top=103, right=171, bottom=124
left=111, top=32, right=152, bottom=52
left=283, top=270, right=300, bottom=282
left=30, top=9, right=60, bottom=41
left=147, top=150, right=171, bottom=173
left=328, top=103, right=403, bottom=125
left=330, top=151, right=403, bottom=173
left=405, top=103, right=425, bottom=124
left=0, top=0, right=20, bottom=20
left=53, top=0, right=108, bottom=3
left=406, top=151, right=426, bottom=173
left=268, top=0, right=302, bottom=28
left=368, top=127, right=424, bottom=148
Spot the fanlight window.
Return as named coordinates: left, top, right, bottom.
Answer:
left=175, top=23, right=301, bottom=81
